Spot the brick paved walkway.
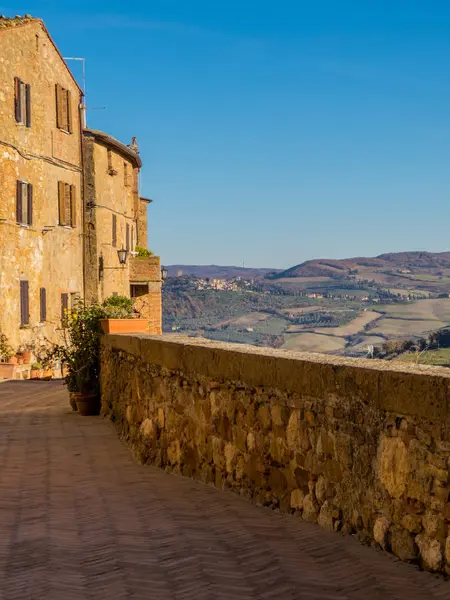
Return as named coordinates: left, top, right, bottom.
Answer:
left=0, top=381, right=448, bottom=600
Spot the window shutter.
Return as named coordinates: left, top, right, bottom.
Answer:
left=70, top=185, right=76, bottom=227
left=25, top=84, right=31, bottom=127
left=20, top=281, right=29, bottom=326
left=14, top=77, right=22, bottom=122
left=40, top=288, right=46, bottom=322
left=131, top=226, right=134, bottom=253
left=16, top=180, right=22, bottom=223
left=27, top=184, right=33, bottom=226
left=112, top=214, right=117, bottom=247
left=67, top=90, right=72, bottom=133
left=58, top=181, right=65, bottom=225
left=55, top=84, right=63, bottom=128
left=64, top=183, right=71, bottom=225
left=126, top=223, right=130, bottom=251
left=61, top=293, right=69, bottom=326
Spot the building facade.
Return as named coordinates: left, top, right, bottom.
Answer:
left=0, top=15, right=162, bottom=359
left=0, top=16, right=84, bottom=350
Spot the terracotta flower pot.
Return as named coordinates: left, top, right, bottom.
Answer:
left=100, top=319, right=148, bottom=334
left=68, top=392, right=78, bottom=411
left=7, top=356, right=18, bottom=365
left=30, top=369, right=40, bottom=379
left=17, top=357, right=24, bottom=365
left=22, top=351, right=32, bottom=364
left=42, top=369, right=52, bottom=380
left=74, top=393, right=100, bottom=416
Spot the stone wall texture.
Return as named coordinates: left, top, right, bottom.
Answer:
left=0, top=20, right=83, bottom=349
left=130, top=256, right=162, bottom=335
left=101, top=334, right=450, bottom=575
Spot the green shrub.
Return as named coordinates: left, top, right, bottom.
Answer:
left=102, top=295, right=135, bottom=319
left=0, top=329, right=14, bottom=361
left=135, top=246, right=154, bottom=257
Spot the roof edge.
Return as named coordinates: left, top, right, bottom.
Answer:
left=0, top=17, right=83, bottom=95
left=83, top=128, right=142, bottom=169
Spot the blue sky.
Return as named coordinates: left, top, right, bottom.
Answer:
left=5, top=1, right=450, bottom=268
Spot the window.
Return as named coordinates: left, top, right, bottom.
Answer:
left=130, top=225, right=134, bottom=253
left=112, top=214, right=117, bottom=247
left=14, top=78, right=31, bottom=127
left=20, top=281, right=29, bottom=327
left=58, top=182, right=76, bottom=227
left=55, top=84, right=72, bottom=132
left=16, top=181, right=33, bottom=226
left=124, top=163, right=130, bottom=187
left=61, top=293, right=69, bottom=327
left=126, top=223, right=130, bottom=251
left=39, top=288, right=47, bottom=322
left=70, top=292, right=81, bottom=311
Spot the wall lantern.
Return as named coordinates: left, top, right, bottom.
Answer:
left=117, top=248, right=129, bottom=265
left=161, top=266, right=168, bottom=281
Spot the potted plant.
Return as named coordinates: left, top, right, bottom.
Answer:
left=0, top=330, right=15, bottom=378
left=17, top=345, right=32, bottom=364
left=47, top=303, right=104, bottom=415
left=100, top=295, right=148, bottom=334
left=30, top=362, right=43, bottom=379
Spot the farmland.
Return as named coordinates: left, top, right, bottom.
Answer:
left=164, top=253, right=450, bottom=357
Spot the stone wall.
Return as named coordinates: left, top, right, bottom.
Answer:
left=130, top=256, right=162, bottom=334
left=0, top=19, right=84, bottom=350
left=83, top=132, right=139, bottom=303
left=101, top=334, right=450, bottom=575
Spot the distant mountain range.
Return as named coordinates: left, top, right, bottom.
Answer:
left=166, top=265, right=281, bottom=279
left=168, top=252, right=450, bottom=281
left=274, top=251, right=450, bottom=279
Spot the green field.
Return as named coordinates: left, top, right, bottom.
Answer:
left=395, top=348, right=450, bottom=366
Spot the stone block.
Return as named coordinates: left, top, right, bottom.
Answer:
left=416, top=534, right=442, bottom=571
left=373, top=516, right=390, bottom=549
left=390, top=526, right=418, bottom=561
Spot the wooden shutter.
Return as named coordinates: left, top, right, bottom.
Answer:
left=40, top=288, right=46, bottom=322
left=56, top=84, right=63, bottom=128
left=25, top=84, right=31, bottom=127
left=58, top=181, right=65, bottom=225
left=130, top=226, right=134, bottom=253
left=20, top=281, right=29, bottom=326
left=64, top=184, right=71, bottom=225
left=14, top=77, right=22, bottom=122
left=27, top=184, right=33, bottom=226
left=112, top=214, right=117, bottom=247
left=16, top=180, right=22, bottom=223
left=126, top=223, right=130, bottom=251
left=70, top=185, right=76, bottom=227
left=61, top=293, right=69, bottom=326
left=67, top=90, right=72, bottom=133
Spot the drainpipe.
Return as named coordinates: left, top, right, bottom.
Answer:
left=79, top=93, right=87, bottom=303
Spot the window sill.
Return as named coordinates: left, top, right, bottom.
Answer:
left=17, top=223, right=34, bottom=230
left=19, top=325, right=30, bottom=330
left=57, top=128, right=72, bottom=135
left=58, top=224, right=74, bottom=229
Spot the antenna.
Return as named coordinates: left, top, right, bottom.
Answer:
left=63, top=57, right=86, bottom=94
left=64, top=57, right=87, bottom=126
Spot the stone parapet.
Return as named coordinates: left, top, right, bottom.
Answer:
left=100, top=334, right=450, bottom=575
left=129, top=255, right=161, bottom=283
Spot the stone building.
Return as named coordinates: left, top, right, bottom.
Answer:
left=0, top=16, right=84, bottom=350
left=83, top=128, right=162, bottom=333
left=0, top=15, right=162, bottom=357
